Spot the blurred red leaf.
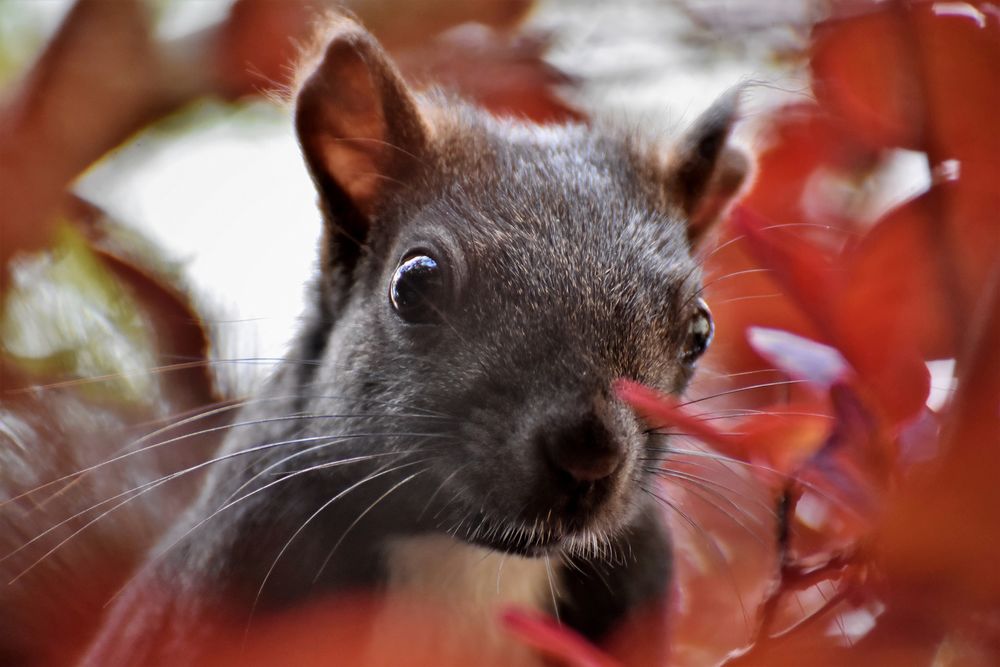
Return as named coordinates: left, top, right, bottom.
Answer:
left=502, top=609, right=622, bottom=667
left=358, top=0, right=533, bottom=49
left=905, top=3, right=1000, bottom=167
left=702, top=103, right=875, bottom=383
left=215, top=0, right=320, bottom=97
left=812, top=2, right=1000, bottom=165
left=835, top=190, right=955, bottom=360
left=0, top=0, right=160, bottom=270
left=789, top=384, right=889, bottom=554
left=739, top=407, right=832, bottom=475
left=942, top=176, right=1000, bottom=321
left=877, top=262, right=1000, bottom=615
left=811, top=6, right=923, bottom=150
left=729, top=207, right=839, bottom=338
left=737, top=102, right=876, bottom=229
left=746, top=327, right=848, bottom=389
left=395, top=25, right=584, bottom=123
left=734, top=206, right=931, bottom=425
left=615, top=379, right=747, bottom=460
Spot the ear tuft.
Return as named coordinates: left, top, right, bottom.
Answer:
left=295, top=16, right=430, bottom=223
left=667, top=87, right=751, bottom=247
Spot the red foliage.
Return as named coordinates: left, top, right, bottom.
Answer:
left=610, top=1, right=1000, bottom=664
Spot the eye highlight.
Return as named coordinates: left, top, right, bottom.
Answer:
left=682, top=298, right=714, bottom=364
left=389, top=254, right=446, bottom=324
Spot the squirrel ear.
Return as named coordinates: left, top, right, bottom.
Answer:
left=666, top=88, right=751, bottom=247
left=295, top=17, right=429, bottom=226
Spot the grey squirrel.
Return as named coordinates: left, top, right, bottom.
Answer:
left=56, top=14, right=751, bottom=665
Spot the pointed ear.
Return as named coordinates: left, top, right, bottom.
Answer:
left=666, top=87, right=751, bottom=247
left=295, top=17, right=430, bottom=235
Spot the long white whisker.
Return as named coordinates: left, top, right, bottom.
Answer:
left=100, top=450, right=410, bottom=609
left=544, top=556, right=561, bottom=624
left=3, top=410, right=447, bottom=511
left=4, top=431, right=447, bottom=572
left=312, top=467, right=430, bottom=581
left=641, top=484, right=750, bottom=632
left=649, top=470, right=771, bottom=547
left=417, top=463, right=470, bottom=523
left=245, top=459, right=430, bottom=637
left=679, top=379, right=809, bottom=407
left=650, top=465, right=778, bottom=519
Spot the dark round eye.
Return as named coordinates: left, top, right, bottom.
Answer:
left=389, top=254, right=446, bottom=324
left=682, top=298, right=714, bottom=364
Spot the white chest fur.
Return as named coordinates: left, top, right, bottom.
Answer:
left=364, top=535, right=559, bottom=665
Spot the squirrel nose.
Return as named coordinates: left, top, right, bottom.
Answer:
left=539, top=412, right=624, bottom=483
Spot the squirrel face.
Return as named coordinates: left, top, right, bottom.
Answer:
left=291, top=17, right=748, bottom=558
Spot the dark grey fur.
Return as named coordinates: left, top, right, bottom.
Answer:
left=82, top=21, right=745, bottom=665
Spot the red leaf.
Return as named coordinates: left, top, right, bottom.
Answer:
left=836, top=189, right=956, bottom=360
left=614, top=380, right=747, bottom=459
left=811, top=6, right=923, bottom=150
left=878, top=262, right=1000, bottom=614
left=811, top=2, right=1000, bottom=164
left=942, top=176, right=1000, bottom=321
left=618, top=378, right=830, bottom=476
left=394, top=26, right=584, bottom=124
left=746, top=327, right=849, bottom=389
left=734, top=207, right=931, bottom=426
left=795, top=384, right=888, bottom=526
left=907, top=3, right=1000, bottom=167
left=738, top=103, right=876, bottom=228
left=501, top=609, right=622, bottom=667
left=729, top=206, right=840, bottom=337
left=216, top=0, right=318, bottom=97
left=738, top=407, right=832, bottom=476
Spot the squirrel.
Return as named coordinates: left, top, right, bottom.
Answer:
left=5, top=14, right=750, bottom=667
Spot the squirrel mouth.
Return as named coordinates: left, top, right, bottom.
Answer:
left=459, top=518, right=572, bottom=557
left=456, top=498, right=616, bottom=558
left=450, top=467, right=626, bottom=556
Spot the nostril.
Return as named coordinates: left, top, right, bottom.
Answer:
left=540, top=414, right=623, bottom=484
left=559, top=449, right=621, bottom=483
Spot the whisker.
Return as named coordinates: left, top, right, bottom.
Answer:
left=544, top=556, right=561, bottom=623
left=661, top=445, right=862, bottom=517
left=5, top=357, right=340, bottom=394
left=712, top=293, right=783, bottom=305
left=679, top=379, right=809, bottom=407
left=416, top=463, right=470, bottom=522
left=690, top=409, right=832, bottom=421
left=651, top=455, right=759, bottom=496
left=3, top=434, right=352, bottom=571
left=102, top=449, right=416, bottom=610
left=4, top=431, right=449, bottom=571
left=312, top=466, right=431, bottom=581
left=246, top=459, right=431, bottom=638
left=701, top=267, right=772, bottom=291
left=647, top=464, right=777, bottom=520
left=646, top=469, right=770, bottom=547
left=694, top=367, right=785, bottom=380
left=495, top=553, right=508, bottom=596
left=125, top=397, right=244, bottom=432
left=4, top=407, right=459, bottom=510
left=641, top=483, right=750, bottom=631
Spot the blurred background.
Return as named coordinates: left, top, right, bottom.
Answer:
left=1, top=0, right=809, bottom=395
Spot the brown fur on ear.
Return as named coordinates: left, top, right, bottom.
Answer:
left=666, top=87, right=751, bottom=247
left=295, top=15, right=430, bottom=222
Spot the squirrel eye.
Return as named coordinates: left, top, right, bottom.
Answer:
left=682, top=298, right=714, bottom=364
left=389, top=254, right=446, bottom=324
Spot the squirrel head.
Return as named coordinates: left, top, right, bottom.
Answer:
left=290, top=15, right=750, bottom=555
